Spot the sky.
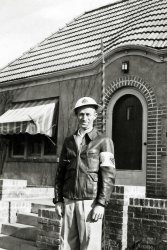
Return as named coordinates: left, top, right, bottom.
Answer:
left=0, top=0, right=118, bottom=69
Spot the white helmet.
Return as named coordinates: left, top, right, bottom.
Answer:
left=73, top=97, right=102, bottom=111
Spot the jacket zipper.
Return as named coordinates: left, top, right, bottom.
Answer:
left=74, top=136, right=81, bottom=199
left=74, top=150, right=80, bottom=199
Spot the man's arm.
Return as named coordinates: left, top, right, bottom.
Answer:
left=96, top=137, right=116, bottom=207
left=55, top=202, right=64, bottom=217
left=92, top=137, right=116, bottom=221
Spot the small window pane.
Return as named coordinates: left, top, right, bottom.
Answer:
left=44, top=136, right=56, bottom=155
left=12, top=134, right=25, bottom=156
left=28, top=135, right=42, bottom=157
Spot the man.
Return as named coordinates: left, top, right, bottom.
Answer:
left=53, top=97, right=116, bottom=250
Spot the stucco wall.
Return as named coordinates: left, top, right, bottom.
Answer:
left=13, top=74, right=102, bottom=153
left=1, top=74, right=101, bottom=186
left=2, top=161, right=58, bottom=186
left=105, top=55, right=167, bottom=102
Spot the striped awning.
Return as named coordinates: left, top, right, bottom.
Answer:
left=0, top=99, right=58, bottom=137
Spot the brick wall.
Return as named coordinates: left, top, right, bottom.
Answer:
left=37, top=209, right=61, bottom=250
left=103, top=186, right=124, bottom=250
left=36, top=186, right=145, bottom=250
left=36, top=196, right=167, bottom=250
left=127, top=198, right=167, bottom=250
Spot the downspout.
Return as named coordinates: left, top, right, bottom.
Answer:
left=155, top=106, right=159, bottom=195
left=101, top=38, right=106, bottom=133
left=101, top=38, right=106, bottom=248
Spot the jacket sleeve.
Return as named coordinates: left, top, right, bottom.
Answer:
left=53, top=139, right=67, bottom=204
left=96, top=137, right=116, bottom=206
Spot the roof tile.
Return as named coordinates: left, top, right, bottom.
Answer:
left=0, top=0, right=166, bottom=83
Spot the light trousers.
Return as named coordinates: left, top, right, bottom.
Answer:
left=60, top=199, right=102, bottom=250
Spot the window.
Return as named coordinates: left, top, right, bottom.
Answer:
left=1, top=98, right=59, bottom=160
left=28, top=135, right=42, bottom=157
left=10, top=134, right=57, bottom=159
left=12, top=134, right=25, bottom=157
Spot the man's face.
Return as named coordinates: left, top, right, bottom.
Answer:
left=76, top=106, right=97, bottom=130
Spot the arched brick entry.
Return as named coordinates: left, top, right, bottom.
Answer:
left=97, top=76, right=163, bottom=198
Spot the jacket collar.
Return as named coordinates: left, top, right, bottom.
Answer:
left=87, top=127, right=99, bottom=140
left=74, top=127, right=98, bottom=141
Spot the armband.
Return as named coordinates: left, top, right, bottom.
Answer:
left=100, top=152, right=115, bottom=168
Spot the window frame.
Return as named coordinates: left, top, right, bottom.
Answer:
left=11, top=134, right=27, bottom=159
left=10, top=134, right=57, bottom=160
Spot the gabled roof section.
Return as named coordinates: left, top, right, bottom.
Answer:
left=0, top=0, right=167, bottom=83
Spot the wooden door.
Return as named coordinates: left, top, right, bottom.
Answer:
left=112, top=94, right=146, bottom=185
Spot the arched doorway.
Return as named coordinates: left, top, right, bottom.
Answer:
left=106, top=88, right=147, bottom=186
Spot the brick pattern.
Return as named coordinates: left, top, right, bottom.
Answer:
left=127, top=198, right=167, bottom=250
left=103, top=186, right=125, bottom=250
left=160, top=104, right=167, bottom=156
left=97, top=75, right=164, bottom=198
left=37, top=209, right=61, bottom=250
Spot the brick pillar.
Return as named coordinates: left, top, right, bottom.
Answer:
left=103, top=186, right=124, bottom=250
left=37, top=208, right=62, bottom=250
left=103, top=185, right=145, bottom=250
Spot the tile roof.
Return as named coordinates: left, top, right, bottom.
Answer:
left=0, top=0, right=167, bottom=83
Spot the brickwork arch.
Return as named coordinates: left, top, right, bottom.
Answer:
left=104, top=76, right=157, bottom=109
left=97, top=75, right=163, bottom=198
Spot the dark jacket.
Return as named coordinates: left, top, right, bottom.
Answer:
left=53, top=127, right=116, bottom=206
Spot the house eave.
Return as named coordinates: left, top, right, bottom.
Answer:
left=0, top=45, right=166, bottom=89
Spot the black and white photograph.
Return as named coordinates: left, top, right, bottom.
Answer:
left=0, top=0, right=166, bottom=249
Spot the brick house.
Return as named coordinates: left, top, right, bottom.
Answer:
left=0, top=0, right=166, bottom=249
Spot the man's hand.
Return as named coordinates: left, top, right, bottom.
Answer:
left=55, top=202, right=64, bottom=217
left=91, top=205, right=105, bottom=222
